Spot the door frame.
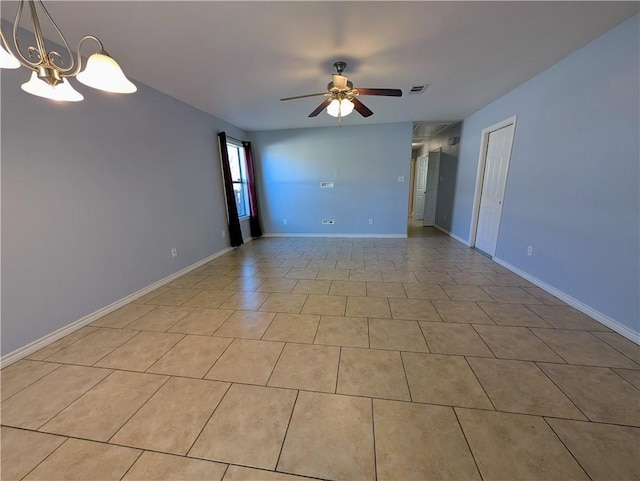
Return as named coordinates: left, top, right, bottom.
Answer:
left=469, top=115, right=517, bottom=252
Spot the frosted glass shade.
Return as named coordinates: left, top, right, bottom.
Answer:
left=327, top=98, right=354, bottom=117
left=77, top=52, right=137, bottom=93
left=1, top=44, right=20, bottom=69
left=21, top=71, right=84, bottom=101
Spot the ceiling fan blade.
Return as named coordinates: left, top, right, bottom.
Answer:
left=309, top=98, right=333, bottom=117
left=356, top=88, right=403, bottom=97
left=351, top=97, right=373, bottom=117
left=280, top=92, right=327, bottom=101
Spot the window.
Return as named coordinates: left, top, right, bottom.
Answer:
left=226, top=141, right=250, bottom=218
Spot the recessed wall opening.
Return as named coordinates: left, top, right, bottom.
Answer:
left=408, top=122, right=453, bottom=232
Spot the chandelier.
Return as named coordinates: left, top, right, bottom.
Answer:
left=0, top=0, right=136, bottom=102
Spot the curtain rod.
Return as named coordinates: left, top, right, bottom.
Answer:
left=226, top=134, right=247, bottom=145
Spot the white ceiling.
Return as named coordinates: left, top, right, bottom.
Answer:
left=2, top=1, right=638, bottom=132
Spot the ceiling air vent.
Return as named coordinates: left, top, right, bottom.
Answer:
left=409, top=85, right=428, bottom=94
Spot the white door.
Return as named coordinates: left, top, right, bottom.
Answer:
left=423, top=151, right=440, bottom=226
left=413, top=155, right=428, bottom=220
left=475, top=123, right=515, bottom=256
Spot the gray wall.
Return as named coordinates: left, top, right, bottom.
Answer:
left=250, top=122, right=413, bottom=236
left=1, top=60, right=246, bottom=355
left=450, top=15, right=639, bottom=334
left=428, top=123, right=462, bottom=233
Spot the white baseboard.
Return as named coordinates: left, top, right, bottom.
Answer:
left=493, top=257, right=640, bottom=344
left=0, top=247, right=234, bottom=368
left=262, top=233, right=407, bottom=238
left=434, top=225, right=471, bottom=246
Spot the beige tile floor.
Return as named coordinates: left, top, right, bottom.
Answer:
left=2, top=226, right=640, bottom=481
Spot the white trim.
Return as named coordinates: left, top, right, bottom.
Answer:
left=0, top=246, right=234, bottom=368
left=469, top=115, right=517, bottom=252
left=434, top=225, right=471, bottom=246
left=494, top=256, right=640, bottom=344
left=262, top=233, right=407, bottom=239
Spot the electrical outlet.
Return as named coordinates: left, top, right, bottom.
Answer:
left=171, top=247, right=178, bottom=258
left=322, top=219, right=335, bottom=225
left=368, top=218, right=373, bottom=225
left=283, top=219, right=287, bottom=225
left=527, top=246, right=533, bottom=256
left=222, top=230, right=226, bottom=238
left=397, top=176, right=405, bottom=182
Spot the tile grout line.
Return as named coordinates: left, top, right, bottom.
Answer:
left=533, top=360, right=592, bottom=421
left=273, top=389, right=300, bottom=473
left=588, top=331, right=640, bottom=367
left=201, top=337, right=237, bottom=380
left=609, top=368, right=640, bottom=393
left=0, top=362, right=65, bottom=404
left=18, top=435, right=73, bottom=480
left=334, top=347, right=343, bottom=394
left=370, top=397, right=378, bottom=481
left=116, top=445, right=146, bottom=480
left=27, top=326, right=102, bottom=361
left=542, top=416, right=593, bottom=481
left=398, top=351, right=414, bottom=403
left=464, top=356, right=497, bottom=411
left=470, top=324, right=499, bottom=359
left=452, top=407, right=485, bottom=480
left=105, top=374, right=172, bottom=444
left=528, top=326, right=572, bottom=364
left=264, top=341, right=289, bottom=387
left=182, top=381, right=233, bottom=457
left=29, top=368, right=117, bottom=432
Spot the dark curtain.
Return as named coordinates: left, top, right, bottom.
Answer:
left=243, top=141, right=263, bottom=238
left=218, top=132, right=243, bottom=247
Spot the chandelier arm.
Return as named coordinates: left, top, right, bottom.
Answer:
left=10, top=0, right=40, bottom=69
left=0, top=29, right=22, bottom=61
left=66, top=35, right=104, bottom=78
left=36, top=0, right=75, bottom=73
left=7, top=1, right=79, bottom=73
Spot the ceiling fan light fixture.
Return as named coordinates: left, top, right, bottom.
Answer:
left=21, top=70, right=84, bottom=101
left=327, top=98, right=354, bottom=118
left=282, top=61, right=399, bottom=120
left=77, top=51, right=137, bottom=93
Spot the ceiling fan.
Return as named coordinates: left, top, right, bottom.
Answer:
left=280, top=61, right=402, bottom=119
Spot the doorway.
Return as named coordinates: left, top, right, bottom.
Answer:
left=470, top=116, right=517, bottom=257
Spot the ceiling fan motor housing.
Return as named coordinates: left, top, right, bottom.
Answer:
left=329, top=74, right=353, bottom=92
